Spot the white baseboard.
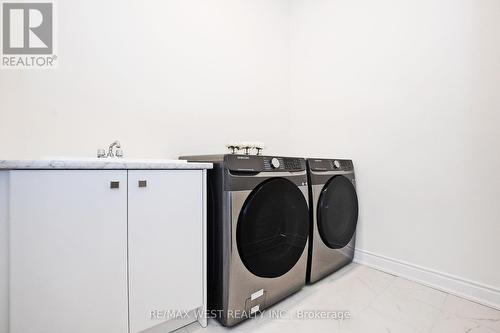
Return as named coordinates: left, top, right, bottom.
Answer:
left=354, top=248, right=500, bottom=311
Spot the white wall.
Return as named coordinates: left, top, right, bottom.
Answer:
left=0, top=0, right=292, bottom=159
left=290, top=0, right=500, bottom=305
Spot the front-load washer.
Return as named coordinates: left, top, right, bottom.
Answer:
left=306, top=158, right=359, bottom=284
left=180, top=154, right=310, bottom=326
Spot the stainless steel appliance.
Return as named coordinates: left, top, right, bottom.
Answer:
left=180, top=154, right=309, bottom=326
left=306, top=158, right=358, bottom=284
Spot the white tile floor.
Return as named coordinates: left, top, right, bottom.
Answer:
left=178, top=264, right=500, bottom=333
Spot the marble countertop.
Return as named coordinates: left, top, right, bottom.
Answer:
left=0, top=158, right=212, bottom=170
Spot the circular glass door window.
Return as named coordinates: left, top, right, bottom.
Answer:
left=236, top=178, right=309, bottom=278
left=317, top=175, right=358, bottom=249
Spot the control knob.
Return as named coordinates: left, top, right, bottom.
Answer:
left=270, top=158, right=280, bottom=169
left=333, top=160, right=341, bottom=169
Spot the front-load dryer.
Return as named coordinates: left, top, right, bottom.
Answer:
left=180, top=154, right=309, bottom=326
left=306, top=158, right=359, bottom=284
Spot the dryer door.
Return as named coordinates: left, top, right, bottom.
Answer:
left=317, top=175, right=359, bottom=249
left=236, top=178, right=309, bottom=278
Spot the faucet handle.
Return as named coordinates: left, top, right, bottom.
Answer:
left=97, top=149, right=107, bottom=158
left=115, top=149, right=124, bottom=158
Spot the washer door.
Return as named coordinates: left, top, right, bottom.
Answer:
left=236, top=178, right=309, bottom=278
left=317, top=175, right=359, bottom=249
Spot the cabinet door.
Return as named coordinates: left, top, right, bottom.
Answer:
left=9, top=170, right=128, bottom=333
left=128, top=170, right=203, bottom=333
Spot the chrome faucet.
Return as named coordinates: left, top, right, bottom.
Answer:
left=108, top=140, right=121, bottom=158
left=97, top=140, right=123, bottom=158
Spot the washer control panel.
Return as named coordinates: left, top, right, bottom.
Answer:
left=226, top=155, right=306, bottom=172
left=308, top=158, right=354, bottom=172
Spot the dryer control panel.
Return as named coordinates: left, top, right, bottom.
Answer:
left=308, top=159, right=353, bottom=172
left=225, top=155, right=306, bottom=172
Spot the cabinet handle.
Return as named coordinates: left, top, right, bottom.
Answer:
left=138, top=180, right=147, bottom=188
left=110, top=181, right=120, bottom=189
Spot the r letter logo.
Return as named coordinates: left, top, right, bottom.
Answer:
left=2, top=1, right=56, bottom=68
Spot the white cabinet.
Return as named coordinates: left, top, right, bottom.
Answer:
left=128, top=170, right=205, bottom=332
left=3, top=169, right=207, bottom=333
left=9, top=171, right=129, bottom=333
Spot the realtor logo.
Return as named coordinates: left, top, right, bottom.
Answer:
left=1, top=1, right=56, bottom=68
